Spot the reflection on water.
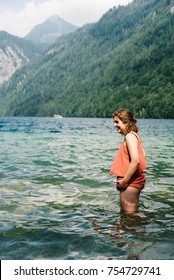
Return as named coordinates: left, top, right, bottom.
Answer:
left=92, top=212, right=151, bottom=260
left=0, top=117, right=174, bottom=259
left=93, top=212, right=149, bottom=236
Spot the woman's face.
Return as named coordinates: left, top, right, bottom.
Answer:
left=113, top=116, right=127, bottom=135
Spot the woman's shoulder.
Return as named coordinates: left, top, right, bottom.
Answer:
left=127, top=131, right=141, bottom=142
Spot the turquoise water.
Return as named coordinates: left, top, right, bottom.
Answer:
left=0, top=117, right=174, bottom=260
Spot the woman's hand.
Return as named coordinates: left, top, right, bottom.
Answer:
left=117, top=178, right=128, bottom=189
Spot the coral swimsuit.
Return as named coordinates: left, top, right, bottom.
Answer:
left=110, top=132, right=147, bottom=190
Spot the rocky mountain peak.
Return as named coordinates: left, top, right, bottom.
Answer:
left=24, top=15, right=78, bottom=45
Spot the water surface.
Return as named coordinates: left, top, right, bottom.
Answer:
left=0, top=117, right=174, bottom=259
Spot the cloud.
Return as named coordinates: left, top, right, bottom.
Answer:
left=0, top=0, right=132, bottom=37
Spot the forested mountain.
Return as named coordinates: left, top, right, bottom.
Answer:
left=25, top=15, right=78, bottom=46
left=0, top=31, right=41, bottom=84
left=0, top=0, right=174, bottom=118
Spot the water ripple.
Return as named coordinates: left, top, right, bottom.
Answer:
left=0, top=117, right=174, bottom=259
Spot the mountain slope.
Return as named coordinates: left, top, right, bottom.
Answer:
left=0, top=0, right=174, bottom=118
left=0, top=31, right=42, bottom=85
left=25, top=15, right=78, bottom=45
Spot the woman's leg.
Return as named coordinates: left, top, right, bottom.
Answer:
left=119, top=186, right=141, bottom=213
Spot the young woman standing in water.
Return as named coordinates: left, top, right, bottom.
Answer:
left=110, top=109, right=147, bottom=213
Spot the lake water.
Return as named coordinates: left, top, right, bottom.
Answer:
left=0, top=117, right=174, bottom=260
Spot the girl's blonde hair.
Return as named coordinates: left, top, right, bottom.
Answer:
left=112, top=108, right=138, bottom=134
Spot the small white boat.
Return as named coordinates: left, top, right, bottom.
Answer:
left=54, top=114, right=63, bottom=119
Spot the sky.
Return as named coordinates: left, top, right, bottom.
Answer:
left=0, top=0, right=133, bottom=37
